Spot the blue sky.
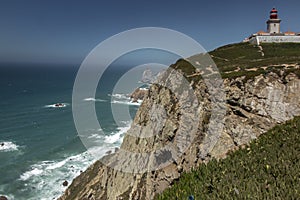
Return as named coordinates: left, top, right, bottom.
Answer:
left=0, top=0, right=299, bottom=66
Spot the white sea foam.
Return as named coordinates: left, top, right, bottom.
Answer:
left=104, top=122, right=131, bottom=144
left=111, top=100, right=142, bottom=106
left=78, top=128, right=104, bottom=141
left=0, top=141, right=19, bottom=152
left=19, top=151, right=96, bottom=199
left=20, top=168, right=43, bottom=181
left=139, top=87, right=149, bottom=91
left=44, top=103, right=69, bottom=108
left=18, top=122, right=132, bottom=200
left=87, top=133, right=103, bottom=139
left=112, top=93, right=128, bottom=99
left=110, top=93, right=143, bottom=106
left=108, top=94, right=130, bottom=101
left=83, top=98, right=107, bottom=102
left=45, top=159, right=67, bottom=170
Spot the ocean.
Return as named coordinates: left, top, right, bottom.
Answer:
left=0, top=65, right=141, bottom=200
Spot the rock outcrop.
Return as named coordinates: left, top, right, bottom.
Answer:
left=63, top=180, right=69, bottom=187
left=0, top=196, right=8, bottom=200
left=130, top=88, right=148, bottom=103
left=59, top=56, right=300, bottom=200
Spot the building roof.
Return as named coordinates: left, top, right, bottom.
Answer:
left=257, top=30, right=267, bottom=34
left=257, top=30, right=270, bottom=35
left=285, top=31, right=296, bottom=35
left=285, top=31, right=296, bottom=34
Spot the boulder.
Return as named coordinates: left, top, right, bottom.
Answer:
left=130, top=88, right=148, bottom=102
left=0, top=196, right=8, bottom=200
left=62, top=180, right=68, bottom=187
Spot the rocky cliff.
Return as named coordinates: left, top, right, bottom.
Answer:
left=130, top=88, right=148, bottom=103
left=59, top=43, right=300, bottom=200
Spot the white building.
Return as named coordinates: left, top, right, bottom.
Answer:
left=247, top=8, right=300, bottom=45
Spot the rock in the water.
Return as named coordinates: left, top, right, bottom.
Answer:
left=62, top=180, right=68, bottom=187
left=130, top=88, right=148, bottom=102
left=114, top=147, right=119, bottom=152
left=141, top=69, right=154, bottom=83
left=0, top=196, right=8, bottom=200
left=105, top=150, right=112, bottom=155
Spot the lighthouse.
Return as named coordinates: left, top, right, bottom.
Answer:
left=247, top=7, right=300, bottom=44
left=266, top=8, right=281, bottom=34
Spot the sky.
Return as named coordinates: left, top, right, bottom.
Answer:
left=0, top=0, right=299, bottom=67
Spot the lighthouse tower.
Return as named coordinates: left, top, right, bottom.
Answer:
left=267, top=8, right=281, bottom=34
left=248, top=8, right=300, bottom=44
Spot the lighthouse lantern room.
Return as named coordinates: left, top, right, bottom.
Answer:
left=267, top=8, right=281, bottom=34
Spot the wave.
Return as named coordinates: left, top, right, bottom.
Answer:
left=44, top=103, right=69, bottom=108
left=19, top=151, right=96, bottom=200
left=109, top=93, right=131, bottom=100
left=104, top=121, right=131, bottom=144
left=87, top=133, right=103, bottom=139
left=83, top=98, right=107, bottom=102
left=0, top=141, right=19, bottom=152
left=20, top=168, right=43, bottom=181
left=111, top=100, right=142, bottom=106
left=17, top=122, right=132, bottom=200
left=138, top=87, right=149, bottom=91
left=110, top=93, right=143, bottom=106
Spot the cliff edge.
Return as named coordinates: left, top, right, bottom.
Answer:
left=59, top=43, right=300, bottom=200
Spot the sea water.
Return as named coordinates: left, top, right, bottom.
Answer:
left=0, top=65, right=140, bottom=200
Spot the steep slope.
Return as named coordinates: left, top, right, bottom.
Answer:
left=59, top=43, right=300, bottom=200
left=157, top=116, right=300, bottom=199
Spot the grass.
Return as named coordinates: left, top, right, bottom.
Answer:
left=156, top=116, right=300, bottom=200
left=169, top=43, right=300, bottom=83
left=210, top=42, right=300, bottom=71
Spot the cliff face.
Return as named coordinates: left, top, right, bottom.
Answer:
left=59, top=56, right=300, bottom=200
left=130, top=88, right=148, bottom=103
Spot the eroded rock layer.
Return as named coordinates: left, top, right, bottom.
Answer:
left=59, top=57, right=300, bottom=200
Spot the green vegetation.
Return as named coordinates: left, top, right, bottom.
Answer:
left=171, top=58, right=196, bottom=76
left=210, top=42, right=300, bottom=70
left=210, top=42, right=300, bottom=81
left=221, top=65, right=300, bottom=83
left=156, top=116, right=300, bottom=200
left=171, top=43, right=300, bottom=83
left=210, top=42, right=262, bottom=71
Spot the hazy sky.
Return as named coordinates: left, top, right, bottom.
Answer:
left=0, top=0, right=299, bottom=66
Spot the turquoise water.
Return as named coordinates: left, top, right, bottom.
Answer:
left=0, top=66, right=139, bottom=200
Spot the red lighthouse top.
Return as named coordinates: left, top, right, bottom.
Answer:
left=270, top=8, right=278, bottom=19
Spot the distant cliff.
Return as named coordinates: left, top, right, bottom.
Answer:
left=59, top=43, right=300, bottom=200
